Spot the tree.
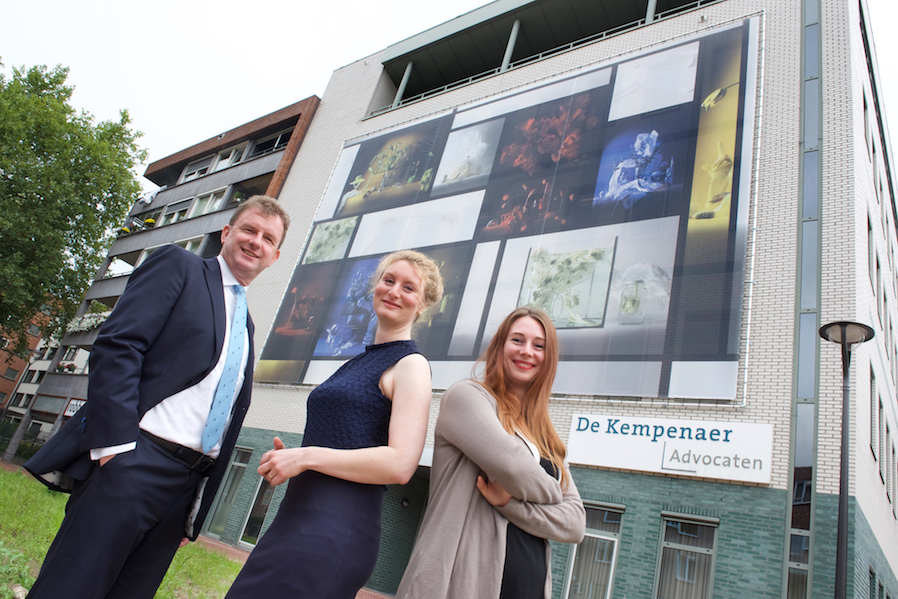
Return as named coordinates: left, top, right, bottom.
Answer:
left=0, top=62, right=147, bottom=355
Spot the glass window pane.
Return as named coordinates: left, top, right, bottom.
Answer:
left=207, top=460, right=247, bottom=537
left=792, top=403, right=815, bottom=529
left=804, top=24, right=819, bottom=78
left=804, top=0, right=818, bottom=24
left=664, top=520, right=715, bottom=549
left=804, top=80, right=820, bottom=148
left=789, top=535, right=810, bottom=564
left=800, top=221, right=818, bottom=310
left=787, top=568, right=808, bottom=599
left=585, top=508, right=621, bottom=534
left=241, top=479, right=274, bottom=545
left=796, top=313, right=818, bottom=399
left=656, top=547, right=713, bottom=599
left=802, top=150, right=819, bottom=218
left=567, top=536, right=615, bottom=599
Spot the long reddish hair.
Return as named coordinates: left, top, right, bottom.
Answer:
left=475, top=307, right=568, bottom=488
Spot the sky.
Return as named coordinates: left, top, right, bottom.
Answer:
left=4, top=0, right=898, bottom=193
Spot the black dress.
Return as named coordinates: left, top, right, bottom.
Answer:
left=499, top=456, right=558, bottom=599
left=226, top=340, right=420, bottom=599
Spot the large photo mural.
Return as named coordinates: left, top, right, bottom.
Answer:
left=257, top=19, right=759, bottom=399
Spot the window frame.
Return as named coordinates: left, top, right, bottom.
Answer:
left=212, top=145, right=247, bottom=173
left=653, top=513, right=719, bottom=599
left=248, top=127, right=294, bottom=159
left=872, top=368, right=878, bottom=459
left=137, top=237, right=206, bottom=267
left=562, top=503, right=624, bottom=599
left=205, top=446, right=253, bottom=539
left=180, top=155, right=215, bottom=183
left=189, top=188, right=228, bottom=219
left=158, top=199, right=193, bottom=227
left=238, top=475, right=276, bottom=548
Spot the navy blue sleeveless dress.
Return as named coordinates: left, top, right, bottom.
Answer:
left=226, top=340, right=421, bottom=599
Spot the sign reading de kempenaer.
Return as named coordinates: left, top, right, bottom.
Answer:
left=568, top=414, right=774, bottom=484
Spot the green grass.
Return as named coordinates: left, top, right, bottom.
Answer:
left=0, top=468, right=244, bottom=598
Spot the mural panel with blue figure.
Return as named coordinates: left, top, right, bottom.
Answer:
left=313, top=258, right=381, bottom=357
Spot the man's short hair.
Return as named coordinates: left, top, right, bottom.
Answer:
left=230, top=195, right=290, bottom=248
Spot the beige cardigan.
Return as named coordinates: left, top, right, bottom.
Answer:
left=396, top=379, right=586, bottom=599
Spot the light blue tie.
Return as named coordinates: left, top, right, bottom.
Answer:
left=202, top=285, right=246, bottom=453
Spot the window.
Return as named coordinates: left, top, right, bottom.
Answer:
left=793, top=480, right=812, bottom=505
left=565, top=507, right=622, bottom=599
left=181, top=155, right=214, bottom=183
left=874, top=144, right=880, bottom=203
left=888, top=426, right=893, bottom=501
left=249, top=128, right=294, bottom=158
left=655, top=517, right=717, bottom=599
left=2, top=367, right=19, bottom=381
left=139, top=238, right=204, bottom=267
left=27, top=324, right=40, bottom=336
left=240, top=477, right=275, bottom=546
left=213, top=146, right=246, bottom=173
left=104, top=257, right=134, bottom=279
left=787, top=567, right=808, bottom=599
left=892, top=445, right=898, bottom=516
left=206, top=448, right=252, bottom=538
left=881, top=400, right=886, bottom=481
left=159, top=199, right=192, bottom=227
left=872, top=369, right=878, bottom=458
left=29, top=370, right=45, bottom=384
left=16, top=394, right=30, bottom=407
left=869, top=218, right=875, bottom=284
left=175, top=237, right=204, bottom=255
left=189, top=189, right=227, bottom=218
left=789, top=535, right=810, bottom=565
left=63, top=346, right=78, bottom=361
left=864, top=93, right=871, bottom=158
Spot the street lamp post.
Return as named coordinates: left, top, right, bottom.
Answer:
left=819, top=321, right=875, bottom=599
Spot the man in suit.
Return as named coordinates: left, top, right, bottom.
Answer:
left=24, top=195, right=289, bottom=599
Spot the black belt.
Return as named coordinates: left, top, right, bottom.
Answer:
left=140, top=431, right=216, bottom=473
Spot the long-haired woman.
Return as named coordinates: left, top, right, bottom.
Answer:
left=226, top=250, right=443, bottom=599
left=397, top=307, right=585, bottom=599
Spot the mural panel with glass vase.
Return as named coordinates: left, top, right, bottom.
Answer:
left=517, top=238, right=617, bottom=329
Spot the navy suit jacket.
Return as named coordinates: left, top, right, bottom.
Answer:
left=25, top=244, right=254, bottom=540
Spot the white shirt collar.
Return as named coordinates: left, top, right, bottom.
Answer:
left=217, top=255, right=242, bottom=289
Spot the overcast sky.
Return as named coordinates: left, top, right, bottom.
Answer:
left=4, top=0, right=898, bottom=192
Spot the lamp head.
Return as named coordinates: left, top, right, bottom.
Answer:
left=819, top=321, right=875, bottom=347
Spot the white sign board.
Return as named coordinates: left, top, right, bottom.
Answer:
left=568, top=413, right=773, bottom=484
left=63, top=399, right=85, bottom=417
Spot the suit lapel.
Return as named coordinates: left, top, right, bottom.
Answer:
left=204, top=257, right=226, bottom=361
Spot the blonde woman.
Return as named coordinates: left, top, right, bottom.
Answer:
left=397, top=307, right=585, bottom=599
left=226, top=250, right=443, bottom=599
